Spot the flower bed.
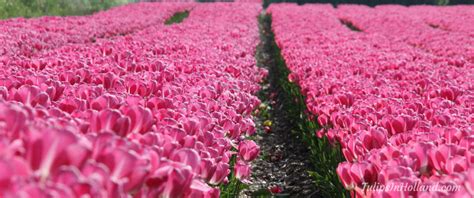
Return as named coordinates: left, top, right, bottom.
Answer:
left=269, top=3, right=473, bottom=197
left=409, top=5, right=474, bottom=35
left=0, top=3, right=265, bottom=197
left=0, top=3, right=191, bottom=57
left=337, top=4, right=474, bottom=63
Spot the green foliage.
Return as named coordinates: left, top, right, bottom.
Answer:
left=0, top=0, right=132, bottom=19
left=165, top=10, right=190, bottom=25
left=219, top=152, right=249, bottom=198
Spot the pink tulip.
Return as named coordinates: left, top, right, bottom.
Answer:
left=52, top=167, right=96, bottom=197
left=238, top=140, right=260, bottom=162
left=0, top=103, right=29, bottom=139
left=182, top=118, right=201, bottom=136
left=171, top=148, right=201, bottom=173
left=234, top=160, right=251, bottom=183
left=12, top=85, right=50, bottom=107
left=337, top=162, right=356, bottom=190
left=23, top=127, right=86, bottom=180
left=317, top=114, right=330, bottom=127
left=121, top=105, right=154, bottom=134
left=187, top=179, right=220, bottom=198
left=209, top=162, right=230, bottom=185
left=200, top=158, right=217, bottom=181
left=0, top=157, right=31, bottom=191
left=89, top=133, right=149, bottom=192
left=408, top=142, right=435, bottom=174
left=90, top=94, right=122, bottom=111
left=146, top=161, right=193, bottom=198
left=429, top=144, right=465, bottom=173
left=90, top=109, right=131, bottom=136
left=349, top=162, right=377, bottom=186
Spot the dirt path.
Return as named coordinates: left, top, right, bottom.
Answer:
left=240, top=12, right=321, bottom=198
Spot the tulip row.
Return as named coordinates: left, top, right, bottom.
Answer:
left=269, top=4, right=473, bottom=197
left=337, top=4, right=474, bottom=63
left=0, top=3, right=265, bottom=197
left=0, top=3, right=191, bottom=58
left=408, top=5, right=474, bottom=36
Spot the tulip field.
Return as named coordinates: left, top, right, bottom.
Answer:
left=0, top=3, right=264, bottom=197
left=269, top=3, right=473, bottom=197
left=0, top=1, right=473, bottom=198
